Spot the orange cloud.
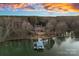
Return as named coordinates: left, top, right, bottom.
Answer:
left=11, top=3, right=26, bottom=9
left=42, top=3, right=79, bottom=12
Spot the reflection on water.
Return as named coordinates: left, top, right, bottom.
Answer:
left=32, top=37, right=79, bottom=56
left=43, top=37, right=79, bottom=56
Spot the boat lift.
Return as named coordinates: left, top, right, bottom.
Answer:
left=33, top=38, right=44, bottom=50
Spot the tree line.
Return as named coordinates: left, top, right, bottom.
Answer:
left=0, top=16, right=79, bottom=41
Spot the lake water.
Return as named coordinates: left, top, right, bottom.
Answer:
left=0, top=37, right=79, bottom=56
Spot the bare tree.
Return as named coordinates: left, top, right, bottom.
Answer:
left=55, top=21, right=68, bottom=37
left=46, top=18, right=57, bottom=37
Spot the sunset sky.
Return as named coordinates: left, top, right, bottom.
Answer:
left=0, top=3, right=79, bottom=16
